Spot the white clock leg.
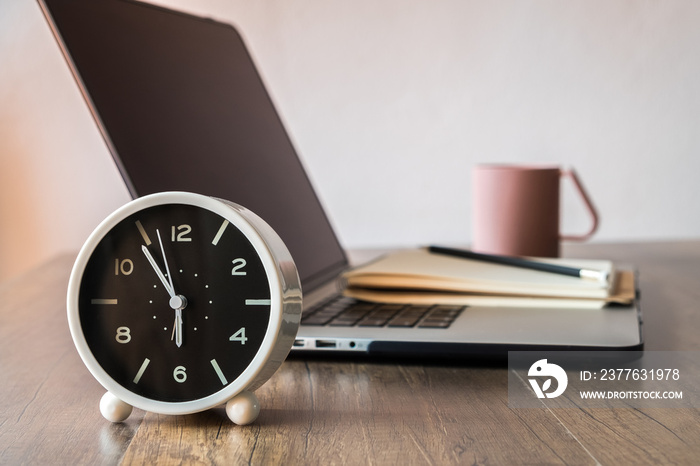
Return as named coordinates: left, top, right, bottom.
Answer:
left=99, top=391, right=133, bottom=422
left=225, top=390, right=260, bottom=425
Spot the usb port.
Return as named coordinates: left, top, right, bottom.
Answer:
left=315, top=340, right=337, bottom=348
left=293, top=339, right=305, bottom=347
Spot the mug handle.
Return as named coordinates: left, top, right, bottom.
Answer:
left=560, top=168, right=599, bottom=241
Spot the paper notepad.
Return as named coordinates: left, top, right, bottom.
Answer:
left=342, top=248, right=635, bottom=309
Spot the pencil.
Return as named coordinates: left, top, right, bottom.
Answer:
left=427, top=246, right=609, bottom=283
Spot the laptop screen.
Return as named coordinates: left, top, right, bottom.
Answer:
left=40, top=0, right=348, bottom=291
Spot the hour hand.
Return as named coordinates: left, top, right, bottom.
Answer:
left=175, top=309, right=183, bottom=347
left=142, top=245, right=175, bottom=297
left=169, top=310, right=184, bottom=348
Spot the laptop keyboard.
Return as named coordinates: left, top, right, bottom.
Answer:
left=301, top=296, right=465, bottom=329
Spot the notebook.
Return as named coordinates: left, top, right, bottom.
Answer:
left=39, top=0, right=643, bottom=359
left=342, top=248, right=636, bottom=309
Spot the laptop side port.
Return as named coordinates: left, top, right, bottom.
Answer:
left=315, top=340, right=337, bottom=348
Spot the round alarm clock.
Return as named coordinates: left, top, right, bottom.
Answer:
left=67, top=192, right=302, bottom=425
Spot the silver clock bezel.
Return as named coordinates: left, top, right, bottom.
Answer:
left=67, top=192, right=302, bottom=415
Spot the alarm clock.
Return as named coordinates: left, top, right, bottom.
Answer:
left=67, top=192, right=302, bottom=425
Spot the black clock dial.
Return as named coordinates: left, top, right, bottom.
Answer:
left=78, top=203, right=272, bottom=402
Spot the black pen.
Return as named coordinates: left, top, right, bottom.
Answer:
left=428, top=246, right=609, bottom=283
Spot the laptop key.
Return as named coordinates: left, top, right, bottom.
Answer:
left=387, top=306, right=431, bottom=327
left=358, top=304, right=404, bottom=326
left=329, top=319, right=361, bottom=327
left=418, top=320, right=451, bottom=328
left=302, top=315, right=335, bottom=326
left=328, top=303, right=375, bottom=326
left=357, top=319, right=388, bottom=327
left=417, top=306, right=466, bottom=328
left=301, top=297, right=362, bottom=325
left=387, top=318, right=420, bottom=327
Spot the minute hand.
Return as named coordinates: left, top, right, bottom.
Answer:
left=156, top=229, right=177, bottom=297
left=141, top=245, right=175, bottom=297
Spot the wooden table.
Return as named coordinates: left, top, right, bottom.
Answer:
left=1, top=242, right=699, bottom=464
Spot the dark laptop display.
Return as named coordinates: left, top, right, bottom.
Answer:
left=40, top=0, right=347, bottom=293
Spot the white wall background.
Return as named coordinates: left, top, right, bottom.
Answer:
left=2, top=0, right=700, bottom=282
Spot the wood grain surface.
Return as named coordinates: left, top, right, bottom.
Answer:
left=2, top=242, right=700, bottom=464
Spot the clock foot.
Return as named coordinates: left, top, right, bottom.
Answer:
left=99, top=391, right=133, bottom=422
left=225, top=390, right=260, bottom=425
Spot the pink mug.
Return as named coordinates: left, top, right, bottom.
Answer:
left=472, top=165, right=599, bottom=257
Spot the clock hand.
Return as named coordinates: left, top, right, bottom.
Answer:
left=169, top=310, right=184, bottom=347
left=156, top=229, right=177, bottom=297
left=142, top=245, right=175, bottom=297
left=171, top=317, right=177, bottom=341
left=175, top=309, right=183, bottom=348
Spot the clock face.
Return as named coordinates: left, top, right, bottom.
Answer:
left=77, top=202, right=273, bottom=403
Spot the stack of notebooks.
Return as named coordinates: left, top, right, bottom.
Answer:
left=342, top=247, right=635, bottom=309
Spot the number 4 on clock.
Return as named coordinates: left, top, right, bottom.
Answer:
left=229, top=327, right=247, bottom=345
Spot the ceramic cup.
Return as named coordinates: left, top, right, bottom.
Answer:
left=472, top=165, right=599, bottom=257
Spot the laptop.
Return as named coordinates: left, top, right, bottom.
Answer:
left=39, top=0, right=643, bottom=359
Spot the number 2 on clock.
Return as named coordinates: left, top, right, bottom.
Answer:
left=231, top=258, right=247, bottom=275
